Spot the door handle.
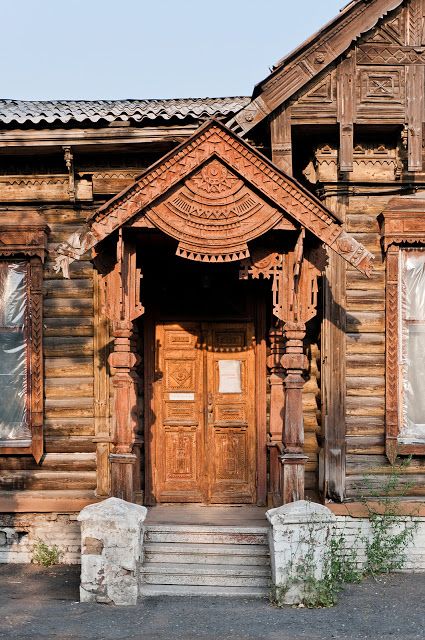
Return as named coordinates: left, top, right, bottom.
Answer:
left=207, top=392, right=213, bottom=420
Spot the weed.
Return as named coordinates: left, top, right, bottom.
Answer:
left=32, top=540, right=61, bottom=567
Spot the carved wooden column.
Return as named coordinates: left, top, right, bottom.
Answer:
left=267, top=322, right=286, bottom=506
left=280, top=321, right=309, bottom=503
left=101, top=231, right=144, bottom=503
left=109, top=320, right=140, bottom=501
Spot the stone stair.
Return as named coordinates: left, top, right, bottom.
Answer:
left=139, top=524, right=271, bottom=597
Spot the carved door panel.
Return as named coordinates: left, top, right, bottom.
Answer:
left=206, top=323, right=256, bottom=504
left=152, top=322, right=256, bottom=504
left=153, top=323, right=205, bottom=503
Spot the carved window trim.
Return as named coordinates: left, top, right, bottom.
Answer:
left=381, top=208, right=425, bottom=463
left=0, top=213, right=48, bottom=462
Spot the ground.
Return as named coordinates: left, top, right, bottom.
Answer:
left=1, top=565, right=424, bottom=639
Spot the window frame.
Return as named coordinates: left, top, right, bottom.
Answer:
left=381, top=207, right=425, bottom=463
left=0, top=213, right=48, bottom=462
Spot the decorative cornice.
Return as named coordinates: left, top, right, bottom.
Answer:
left=379, top=199, right=425, bottom=250
left=0, top=211, right=49, bottom=261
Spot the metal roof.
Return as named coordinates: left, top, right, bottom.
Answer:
left=0, top=97, right=250, bottom=126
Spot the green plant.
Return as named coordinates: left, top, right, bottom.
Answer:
left=32, top=540, right=61, bottom=567
left=361, top=458, right=418, bottom=578
left=271, top=522, right=361, bottom=609
left=270, top=460, right=418, bottom=608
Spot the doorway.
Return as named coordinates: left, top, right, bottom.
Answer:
left=150, top=322, right=256, bottom=504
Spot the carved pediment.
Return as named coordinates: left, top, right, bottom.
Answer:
left=144, top=158, right=289, bottom=262
left=53, top=120, right=373, bottom=277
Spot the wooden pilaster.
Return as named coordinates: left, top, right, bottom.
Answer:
left=267, top=323, right=286, bottom=506
left=280, top=322, right=309, bottom=503
left=270, top=106, right=293, bottom=175
left=109, top=319, right=140, bottom=502
left=337, top=53, right=356, bottom=173
left=93, top=271, right=112, bottom=497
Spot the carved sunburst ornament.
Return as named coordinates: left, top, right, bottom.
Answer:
left=145, top=158, right=283, bottom=262
left=191, top=160, right=239, bottom=195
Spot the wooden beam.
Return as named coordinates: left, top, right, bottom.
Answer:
left=321, top=195, right=348, bottom=502
left=337, top=53, right=356, bottom=173
left=0, top=490, right=100, bottom=513
left=93, top=271, right=112, bottom=497
left=0, top=125, right=197, bottom=152
left=406, top=64, right=424, bottom=172
left=270, top=106, right=293, bottom=175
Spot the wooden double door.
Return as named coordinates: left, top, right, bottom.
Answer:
left=151, top=322, right=256, bottom=504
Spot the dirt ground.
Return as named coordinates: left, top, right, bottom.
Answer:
left=1, top=564, right=424, bottom=639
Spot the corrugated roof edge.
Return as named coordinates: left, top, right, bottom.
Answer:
left=0, top=97, right=251, bottom=126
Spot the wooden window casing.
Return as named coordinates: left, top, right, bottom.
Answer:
left=0, top=213, right=48, bottom=462
left=381, top=208, right=425, bottom=463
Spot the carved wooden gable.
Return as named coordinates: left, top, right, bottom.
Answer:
left=145, top=158, right=288, bottom=262
left=79, top=121, right=373, bottom=275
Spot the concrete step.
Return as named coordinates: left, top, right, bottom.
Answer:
left=144, top=542, right=270, bottom=566
left=145, top=525, right=268, bottom=545
left=139, top=583, right=269, bottom=597
left=141, top=563, right=271, bottom=587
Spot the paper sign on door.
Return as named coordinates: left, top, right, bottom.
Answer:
left=218, top=360, right=242, bottom=394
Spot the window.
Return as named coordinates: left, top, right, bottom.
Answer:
left=0, top=262, right=31, bottom=444
left=380, top=205, right=425, bottom=463
left=0, top=211, right=48, bottom=462
left=399, top=250, right=425, bottom=444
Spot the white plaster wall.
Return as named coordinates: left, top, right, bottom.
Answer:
left=334, top=516, right=425, bottom=572
left=0, top=514, right=80, bottom=564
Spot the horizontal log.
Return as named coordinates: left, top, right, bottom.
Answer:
left=346, top=354, right=385, bottom=376
left=329, top=501, right=425, bottom=517
left=43, top=298, right=93, bottom=318
left=347, top=311, right=385, bottom=333
left=41, top=208, right=90, bottom=225
left=45, top=397, right=94, bottom=418
left=346, top=214, right=380, bottom=233
left=43, top=337, right=94, bottom=357
left=44, top=318, right=93, bottom=338
left=346, top=333, right=385, bottom=355
left=0, top=470, right=96, bottom=491
left=44, top=417, right=95, bottom=437
left=346, top=396, right=385, bottom=417
left=346, top=436, right=385, bottom=455
left=0, top=453, right=96, bottom=471
left=348, top=196, right=394, bottom=216
left=347, top=232, right=381, bottom=252
left=45, top=377, right=94, bottom=399
left=346, top=269, right=385, bottom=290
left=0, top=489, right=100, bottom=513
left=346, top=289, right=385, bottom=311
left=346, top=415, right=385, bottom=436
left=347, top=454, right=425, bottom=474
left=45, top=435, right=96, bottom=453
left=45, top=357, right=93, bottom=378
left=44, top=261, right=94, bottom=280
left=345, top=474, right=425, bottom=498
left=44, top=278, right=93, bottom=299
left=346, top=376, right=384, bottom=396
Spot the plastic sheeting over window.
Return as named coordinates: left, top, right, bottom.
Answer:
left=399, top=250, right=425, bottom=443
left=0, top=262, right=30, bottom=441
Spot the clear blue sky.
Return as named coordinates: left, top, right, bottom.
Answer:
left=1, top=1, right=345, bottom=100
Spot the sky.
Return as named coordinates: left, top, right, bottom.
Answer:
left=1, top=0, right=346, bottom=100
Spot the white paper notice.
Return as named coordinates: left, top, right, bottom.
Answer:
left=218, top=360, right=242, bottom=394
left=169, top=393, right=195, bottom=401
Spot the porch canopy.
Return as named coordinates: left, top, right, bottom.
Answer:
left=56, top=120, right=373, bottom=505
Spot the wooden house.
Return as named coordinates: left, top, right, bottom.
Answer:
left=2, top=0, right=425, bottom=529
